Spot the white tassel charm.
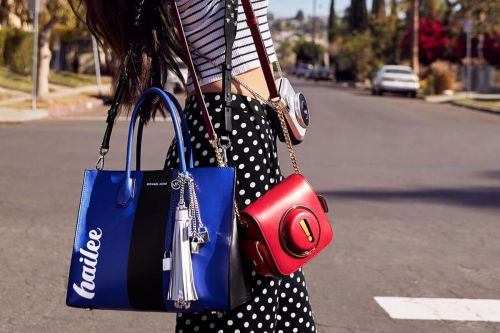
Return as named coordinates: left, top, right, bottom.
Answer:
left=167, top=173, right=209, bottom=309
left=168, top=205, right=198, bottom=309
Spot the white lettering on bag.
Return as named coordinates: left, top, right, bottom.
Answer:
left=72, top=228, right=102, bottom=300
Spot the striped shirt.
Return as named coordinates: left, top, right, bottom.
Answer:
left=176, top=0, right=277, bottom=91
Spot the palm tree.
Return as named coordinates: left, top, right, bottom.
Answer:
left=411, top=0, right=420, bottom=75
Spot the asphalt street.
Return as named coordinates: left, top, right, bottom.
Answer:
left=1, top=80, right=499, bottom=333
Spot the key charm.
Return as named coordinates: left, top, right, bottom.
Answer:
left=190, top=236, right=202, bottom=254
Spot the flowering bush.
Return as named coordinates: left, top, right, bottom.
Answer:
left=402, top=18, right=450, bottom=65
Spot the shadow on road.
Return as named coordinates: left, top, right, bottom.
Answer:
left=480, top=170, right=500, bottom=180
left=320, top=186, right=500, bottom=210
left=349, top=91, right=419, bottom=100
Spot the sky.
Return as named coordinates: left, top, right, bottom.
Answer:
left=269, top=0, right=374, bottom=19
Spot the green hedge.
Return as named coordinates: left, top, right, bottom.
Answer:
left=0, top=28, right=34, bottom=74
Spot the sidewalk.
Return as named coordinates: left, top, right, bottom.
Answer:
left=424, top=92, right=500, bottom=103
left=0, top=84, right=111, bottom=123
left=424, top=92, right=500, bottom=115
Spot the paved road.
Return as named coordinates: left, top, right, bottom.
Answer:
left=1, top=81, right=499, bottom=333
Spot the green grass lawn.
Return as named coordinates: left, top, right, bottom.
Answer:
left=0, top=66, right=111, bottom=94
left=0, top=66, right=32, bottom=93
left=49, top=71, right=111, bottom=87
left=455, top=99, right=500, bottom=112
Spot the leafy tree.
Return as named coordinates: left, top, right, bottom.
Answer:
left=348, top=0, right=368, bottom=32
left=294, top=39, right=324, bottom=66
left=336, top=31, right=382, bottom=81
left=459, top=1, right=499, bottom=64
left=277, top=39, right=295, bottom=67
left=453, top=33, right=500, bottom=66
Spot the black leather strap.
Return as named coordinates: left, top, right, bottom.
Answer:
left=221, top=0, right=239, bottom=146
left=100, top=70, right=128, bottom=153
left=99, top=0, right=145, bottom=155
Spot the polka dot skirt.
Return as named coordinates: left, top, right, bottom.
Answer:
left=164, top=93, right=317, bottom=333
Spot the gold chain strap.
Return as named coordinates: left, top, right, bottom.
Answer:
left=208, top=138, right=225, bottom=167
left=273, top=100, right=301, bottom=174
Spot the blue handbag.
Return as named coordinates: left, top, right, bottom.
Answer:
left=66, top=87, right=250, bottom=312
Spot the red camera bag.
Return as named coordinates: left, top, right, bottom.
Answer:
left=240, top=174, right=333, bottom=277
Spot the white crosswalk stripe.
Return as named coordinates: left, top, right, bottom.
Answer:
left=375, top=297, right=500, bottom=322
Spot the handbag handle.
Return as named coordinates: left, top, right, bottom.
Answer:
left=136, top=91, right=194, bottom=170
left=118, top=87, right=189, bottom=207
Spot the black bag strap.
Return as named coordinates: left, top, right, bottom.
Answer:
left=220, top=0, right=239, bottom=147
left=96, top=0, right=145, bottom=169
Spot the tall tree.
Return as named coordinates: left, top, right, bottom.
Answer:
left=411, top=0, right=420, bottom=75
left=328, top=0, right=336, bottom=43
left=371, top=0, right=386, bottom=20
left=37, top=0, right=74, bottom=98
left=349, top=0, right=368, bottom=32
left=327, top=0, right=336, bottom=65
left=295, top=10, right=305, bottom=22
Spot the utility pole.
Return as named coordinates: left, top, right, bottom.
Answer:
left=31, top=0, right=40, bottom=113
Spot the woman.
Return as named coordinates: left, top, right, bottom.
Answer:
left=76, top=0, right=317, bottom=332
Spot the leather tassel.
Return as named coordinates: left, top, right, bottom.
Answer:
left=168, top=205, right=198, bottom=309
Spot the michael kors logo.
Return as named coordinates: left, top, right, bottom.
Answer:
left=146, top=182, right=169, bottom=186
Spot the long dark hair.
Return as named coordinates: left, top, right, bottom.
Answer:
left=70, top=0, right=184, bottom=122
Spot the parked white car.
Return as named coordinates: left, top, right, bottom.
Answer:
left=372, top=65, right=420, bottom=98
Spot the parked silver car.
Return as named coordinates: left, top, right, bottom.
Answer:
left=311, top=67, right=334, bottom=81
left=372, top=65, right=420, bottom=98
left=294, top=64, right=314, bottom=78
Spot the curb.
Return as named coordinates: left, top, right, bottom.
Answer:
left=0, top=109, right=49, bottom=124
left=0, top=98, right=103, bottom=124
left=450, top=101, right=500, bottom=116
